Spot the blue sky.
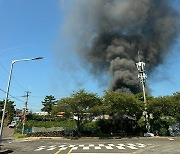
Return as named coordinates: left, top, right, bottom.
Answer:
left=0, top=0, right=179, bottom=112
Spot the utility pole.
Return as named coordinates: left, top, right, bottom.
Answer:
left=22, top=91, right=31, bottom=134
left=136, top=51, right=150, bottom=133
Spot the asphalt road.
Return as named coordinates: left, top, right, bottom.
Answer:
left=2, top=126, right=14, bottom=138
left=1, top=137, right=180, bottom=154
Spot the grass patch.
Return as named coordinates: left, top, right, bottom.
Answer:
left=13, top=133, right=27, bottom=138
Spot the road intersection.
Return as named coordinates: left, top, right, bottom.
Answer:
left=1, top=137, right=180, bottom=154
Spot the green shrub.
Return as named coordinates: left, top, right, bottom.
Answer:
left=17, top=120, right=76, bottom=130
left=82, top=122, right=100, bottom=135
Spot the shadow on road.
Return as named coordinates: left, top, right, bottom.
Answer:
left=0, top=149, right=13, bottom=154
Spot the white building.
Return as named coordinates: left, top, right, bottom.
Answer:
left=34, top=111, right=49, bottom=116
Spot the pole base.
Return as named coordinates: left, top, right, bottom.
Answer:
left=0, top=149, right=13, bottom=153
left=0, top=145, right=13, bottom=153
left=0, top=149, right=9, bottom=153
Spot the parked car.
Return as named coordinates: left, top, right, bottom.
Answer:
left=144, top=132, right=154, bottom=137
left=8, top=121, right=17, bottom=128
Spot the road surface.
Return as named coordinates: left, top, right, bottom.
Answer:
left=1, top=137, right=180, bottom=154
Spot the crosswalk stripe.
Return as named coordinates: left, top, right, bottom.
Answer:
left=95, top=146, right=101, bottom=150
left=99, top=144, right=105, bottom=146
left=105, top=146, right=113, bottom=149
left=47, top=147, right=56, bottom=151
left=127, top=144, right=138, bottom=149
left=118, top=144, right=125, bottom=146
left=34, top=146, right=46, bottom=151
left=61, top=147, right=68, bottom=150
left=108, top=144, right=115, bottom=146
left=72, top=147, right=78, bottom=150
left=83, top=147, right=89, bottom=150
left=79, top=145, right=84, bottom=147
left=47, top=145, right=56, bottom=151
left=35, top=142, right=147, bottom=151
left=34, top=147, right=45, bottom=151
left=116, top=146, right=126, bottom=150
left=136, top=143, right=146, bottom=147
left=69, top=145, right=76, bottom=147
left=54, top=147, right=68, bottom=154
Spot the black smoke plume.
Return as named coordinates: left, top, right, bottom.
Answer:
left=62, top=0, right=179, bottom=94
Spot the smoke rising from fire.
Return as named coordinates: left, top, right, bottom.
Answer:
left=61, top=0, right=179, bottom=94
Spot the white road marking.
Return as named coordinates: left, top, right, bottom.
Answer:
left=95, top=146, right=101, bottom=150
left=72, top=147, right=78, bottom=150
left=69, top=144, right=76, bottom=147
left=136, top=143, right=146, bottom=147
left=83, top=147, right=89, bottom=150
left=79, top=145, right=84, bottom=147
left=127, top=143, right=138, bottom=149
left=60, top=147, right=68, bottom=150
left=89, top=144, right=94, bottom=147
left=34, top=146, right=46, bottom=151
left=99, top=144, right=105, bottom=146
left=47, top=145, right=56, bottom=151
left=118, top=144, right=125, bottom=146
left=108, top=144, right=115, bottom=146
left=105, top=146, right=113, bottom=149
left=34, top=142, right=147, bottom=152
left=116, top=145, right=126, bottom=150
left=168, top=138, right=174, bottom=141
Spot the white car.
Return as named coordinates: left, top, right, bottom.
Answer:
left=144, top=132, right=154, bottom=137
left=9, top=121, right=17, bottom=128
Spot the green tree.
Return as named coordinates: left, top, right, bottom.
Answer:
left=148, top=95, right=180, bottom=135
left=52, top=89, right=102, bottom=136
left=41, top=95, right=57, bottom=114
left=51, top=97, right=72, bottom=119
left=0, top=99, right=15, bottom=123
left=101, top=91, right=143, bottom=135
left=171, top=92, right=180, bottom=120
left=103, top=91, right=142, bottom=118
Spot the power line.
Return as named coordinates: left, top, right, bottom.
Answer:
left=0, top=62, right=26, bottom=91
left=0, top=88, right=24, bottom=102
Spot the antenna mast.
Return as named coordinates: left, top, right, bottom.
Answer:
left=136, top=51, right=150, bottom=133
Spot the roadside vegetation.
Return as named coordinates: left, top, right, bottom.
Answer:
left=0, top=90, right=180, bottom=137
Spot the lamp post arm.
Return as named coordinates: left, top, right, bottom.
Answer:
left=12, top=57, right=43, bottom=64
left=12, top=59, right=29, bottom=64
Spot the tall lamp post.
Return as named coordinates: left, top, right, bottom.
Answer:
left=0, top=57, right=43, bottom=144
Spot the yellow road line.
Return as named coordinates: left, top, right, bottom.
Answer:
left=67, top=148, right=73, bottom=154
left=54, top=149, right=61, bottom=154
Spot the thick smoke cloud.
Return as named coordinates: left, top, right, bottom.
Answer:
left=62, top=0, right=179, bottom=94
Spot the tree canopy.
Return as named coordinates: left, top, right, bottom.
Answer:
left=52, top=89, right=102, bottom=135
left=0, top=99, right=15, bottom=123
left=46, top=90, right=180, bottom=136
left=41, top=95, right=57, bottom=114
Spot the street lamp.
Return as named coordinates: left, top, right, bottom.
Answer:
left=0, top=57, right=43, bottom=144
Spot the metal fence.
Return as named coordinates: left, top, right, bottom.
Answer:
left=169, top=122, right=180, bottom=136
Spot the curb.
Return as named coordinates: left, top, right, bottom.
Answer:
left=20, top=136, right=180, bottom=141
